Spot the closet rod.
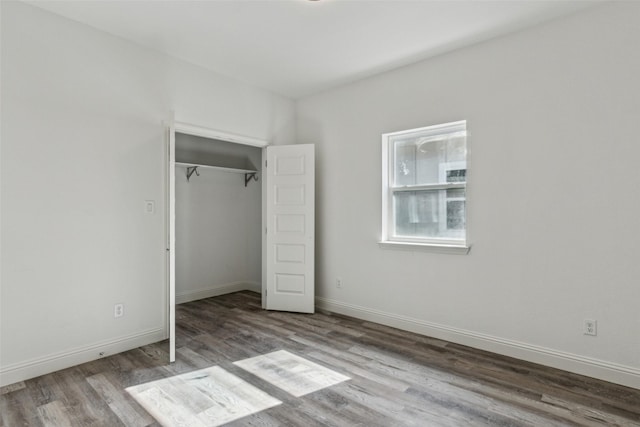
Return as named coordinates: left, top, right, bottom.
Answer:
left=178, top=162, right=258, bottom=186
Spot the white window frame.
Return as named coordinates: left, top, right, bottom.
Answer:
left=379, top=121, right=470, bottom=254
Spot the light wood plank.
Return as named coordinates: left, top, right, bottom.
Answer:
left=0, top=381, right=26, bottom=395
left=37, top=401, right=73, bottom=427
left=87, top=373, right=154, bottom=427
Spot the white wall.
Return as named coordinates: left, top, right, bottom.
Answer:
left=297, top=2, right=640, bottom=388
left=0, top=1, right=294, bottom=386
left=175, top=134, right=263, bottom=303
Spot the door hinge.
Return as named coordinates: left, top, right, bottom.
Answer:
left=265, top=160, right=268, bottom=168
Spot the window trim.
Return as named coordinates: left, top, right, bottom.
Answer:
left=377, top=240, right=471, bottom=254
left=380, top=121, right=470, bottom=253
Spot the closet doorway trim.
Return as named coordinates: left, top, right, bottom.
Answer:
left=174, top=122, right=268, bottom=148
left=166, top=120, right=268, bottom=365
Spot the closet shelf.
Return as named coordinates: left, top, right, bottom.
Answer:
left=176, top=162, right=257, bottom=174
left=176, top=162, right=258, bottom=186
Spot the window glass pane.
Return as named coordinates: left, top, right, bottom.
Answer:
left=392, top=132, right=466, bottom=186
left=393, top=190, right=465, bottom=240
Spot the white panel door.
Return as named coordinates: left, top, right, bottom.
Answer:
left=265, top=144, right=315, bottom=313
left=166, top=125, right=176, bottom=363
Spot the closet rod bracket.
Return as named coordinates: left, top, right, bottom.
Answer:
left=245, top=173, right=258, bottom=187
left=186, top=166, right=200, bottom=182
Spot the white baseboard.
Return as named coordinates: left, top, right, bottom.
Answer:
left=1, top=284, right=261, bottom=388
left=0, top=328, right=165, bottom=387
left=176, top=281, right=260, bottom=305
left=316, top=296, right=640, bottom=390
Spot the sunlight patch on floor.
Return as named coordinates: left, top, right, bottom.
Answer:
left=126, top=366, right=281, bottom=427
left=234, top=350, right=350, bottom=397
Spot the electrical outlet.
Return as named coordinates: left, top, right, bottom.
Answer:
left=584, top=319, right=597, bottom=336
left=114, top=303, right=124, bottom=318
left=336, top=278, right=343, bottom=289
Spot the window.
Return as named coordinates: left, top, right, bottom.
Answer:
left=381, top=121, right=469, bottom=252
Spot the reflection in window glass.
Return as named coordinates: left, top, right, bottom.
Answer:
left=393, top=133, right=466, bottom=187
left=393, top=190, right=465, bottom=240
left=446, top=188, right=466, bottom=231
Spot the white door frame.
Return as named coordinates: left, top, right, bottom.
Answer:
left=165, top=120, right=268, bottom=363
left=166, top=121, right=176, bottom=363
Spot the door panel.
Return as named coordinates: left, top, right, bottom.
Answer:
left=275, top=185, right=305, bottom=205
left=275, top=244, right=305, bottom=264
left=265, top=144, right=315, bottom=313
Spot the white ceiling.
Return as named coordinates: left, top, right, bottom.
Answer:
left=27, top=0, right=598, bottom=99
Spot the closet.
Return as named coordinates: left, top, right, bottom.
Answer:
left=174, top=133, right=262, bottom=305
left=166, top=122, right=315, bottom=363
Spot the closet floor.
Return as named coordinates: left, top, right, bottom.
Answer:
left=2, top=291, right=639, bottom=426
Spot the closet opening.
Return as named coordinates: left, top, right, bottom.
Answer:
left=174, top=133, right=263, bottom=306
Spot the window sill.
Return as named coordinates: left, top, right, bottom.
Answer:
left=378, top=241, right=471, bottom=255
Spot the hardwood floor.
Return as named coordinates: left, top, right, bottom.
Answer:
left=2, top=291, right=639, bottom=426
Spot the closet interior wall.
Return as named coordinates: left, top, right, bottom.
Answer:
left=175, top=133, right=263, bottom=304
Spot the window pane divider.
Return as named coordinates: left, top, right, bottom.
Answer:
left=391, top=182, right=466, bottom=192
